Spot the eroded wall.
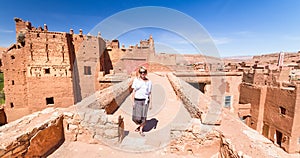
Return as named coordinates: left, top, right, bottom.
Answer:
left=25, top=31, right=74, bottom=111
left=239, top=83, right=261, bottom=130
left=3, top=48, right=28, bottom=109
left=264, top=86, right=297, bottom=152
left=240, top=83, right=300, bottom=153
left=291, top=84, right=300, bottom=153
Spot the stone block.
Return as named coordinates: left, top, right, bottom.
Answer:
left=192, top=125, right=202, bottom=134
left=25, top=116, right=64, bottom=157
left=63, top=112, right=74, bottom=118
left=68, top=124, right=78, bottom=131
left=103, top=129, right=118, bottom=139
left=170, top=123, right=189, bottom=131
left=170, top=131, right=182, bottom=139
left=1, top=151, right=12, bottom=158
left=12, top=142, right=29, bottom=155
left=0, top=149, right=7, bottom=157
left=106, top=115, right=119, bottom=124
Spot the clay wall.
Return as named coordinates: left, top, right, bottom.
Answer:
left=25, top=31, right=74, bottom=111
left=242, top=72, right=253, bottom=83
left=2, top=18, right=110, bottom=122
left=3, top=107, right=31, bottom=123
left=177, top=54, right=207, bottom=66
left=264, top=87, right=295, bottom=134
left=0, top=108, right=65, bottom=157
left=239, top=83, right=261, bottom=129
left=0, top=78, right=132, bottom=157
left=26, top=31, right=71, bottom=64
left=175, top=72, right=242, bottom=112
left=112, top=49, right=152, bottom=74
left=167, top=73, right=222, bottom=125
left=243, top=70, right=279, bottom=86
left=149, top=53, right=176, bottom=66
left=106, top=35, right=156, bottom=74
left=253, top=72, right=265, bottom=85
left=14, top=18, right=31, bottom=40
left=107, top=48, right=123, bottom=69
left=224, top=74, right=243, bottom=112
left=290, top=84, right=300, bottom=153
left=264, top=86, right=297, bottom=152
left=73, top=35, right=107, bottom=99
left=2, top=48, right=28, bottom=109
left=26, top=77, right=74, bottom=111
left=240, top=82, right=300, bottom=153
left=99, top=49, right=113, bottom=74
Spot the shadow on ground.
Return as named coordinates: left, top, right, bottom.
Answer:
left=143, top=118, right=158, bottom=132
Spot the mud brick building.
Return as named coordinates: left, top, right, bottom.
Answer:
left=106, top=36, right=155, bottom=74
left=2, top=18, right=112, bottom=114
left=239, top=66, right=300, bottom=153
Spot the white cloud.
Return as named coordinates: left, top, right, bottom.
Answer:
left=0, top=29, right=14, bottom=33
left=212, top=37, right=232, bottom=45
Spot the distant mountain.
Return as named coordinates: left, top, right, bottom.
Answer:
left=222, top=55, right=253, bottom=60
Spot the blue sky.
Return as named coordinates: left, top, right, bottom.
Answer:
left=1, top=0, right=300, bottom=57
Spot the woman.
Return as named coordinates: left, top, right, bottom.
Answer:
left=131, top=66, right=152, bottom=136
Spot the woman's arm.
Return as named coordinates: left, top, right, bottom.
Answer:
left=148, top=81, right=152, bottom=110
left=149, top=92, right=152, bottom=110
left=131, top=78, right=137, bottom=107
left=132, top=90, right=135, bottom=107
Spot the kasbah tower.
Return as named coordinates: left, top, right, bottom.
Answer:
left=2, top=18, right=113, bottom=119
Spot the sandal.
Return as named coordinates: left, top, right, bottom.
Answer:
left=135, top=127, right=140, bottom=132
left=139, top=131, right=145, bottom=137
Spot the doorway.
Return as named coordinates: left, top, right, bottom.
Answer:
left=276, top=130, right=283, bottom=146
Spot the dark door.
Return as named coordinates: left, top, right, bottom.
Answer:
left=276, top=130, right=283, bottom=146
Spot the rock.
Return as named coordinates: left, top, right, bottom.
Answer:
left=25, top=116, right=64, bottom=157
left=63, top=112, right=74, bottom=118
left=103, top=129, right=118, bottom=139
left=68, top=124, right=78, bottom=131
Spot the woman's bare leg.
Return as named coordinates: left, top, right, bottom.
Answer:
left=139, top=122, right=146, bottom=136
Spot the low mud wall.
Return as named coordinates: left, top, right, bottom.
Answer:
left=0, top=108, right=64, bottom=157
left=168, top=118, right=247, bottom=158
left=167, top=73, right=222, bottom=125
left=88, top=78, right=132, bottom=114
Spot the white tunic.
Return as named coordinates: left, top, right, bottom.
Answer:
left=132, top=77, right=152, bottom=99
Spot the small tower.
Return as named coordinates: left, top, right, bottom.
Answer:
left=69, top=29, right=74, bottom=34
left=278, top=51, right=284, bottom=68
left=44, top=24, right=48, bottom=32
left=149, top=35, right=154, bottom=50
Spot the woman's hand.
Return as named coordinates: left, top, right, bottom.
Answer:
left=149, top=100, right=152, bottom=110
